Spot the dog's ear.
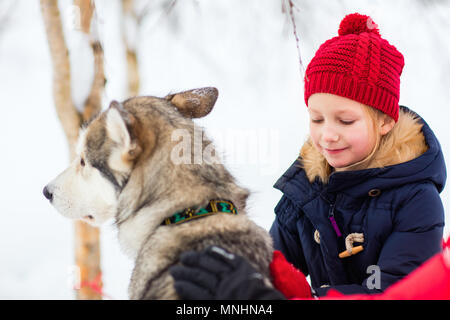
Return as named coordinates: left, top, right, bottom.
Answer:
left=165, top=87, right=218, bottom=118
left=106, top=101, right=142, bottom=161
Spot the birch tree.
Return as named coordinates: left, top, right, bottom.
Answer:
left=40, top=0, right=105, bottom=300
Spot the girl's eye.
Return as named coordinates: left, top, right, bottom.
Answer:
left=80, top=158, right=85, bottom=167
left=311, top=119, right=323, bottom=123
left=340, top=120, right=355, bottom=125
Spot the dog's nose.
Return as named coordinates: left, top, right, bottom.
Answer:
left=43, top=186, right=53, bottom=202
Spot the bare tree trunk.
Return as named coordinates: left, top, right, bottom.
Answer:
left=40, top=0, right=104, bottom=300
left=40, top=0, right=80, bottom=157
left=74, top=0, right=93, bottom=34
left=74, top=218, right=102, bottom=300
left=126, top=47, right=139, bottom=96
left=122, top=0, right=140, bottom=96
left=73, top=0, right=105, bottom=300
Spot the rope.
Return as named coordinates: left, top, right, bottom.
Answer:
left=345, top=233, right=364, bottom=254
left=338, top=233, right=365, bottom=258
left=313, top=230, right=365, bottom=258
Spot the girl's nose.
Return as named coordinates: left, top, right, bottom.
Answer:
left=322, top=126, right=339, bottom=143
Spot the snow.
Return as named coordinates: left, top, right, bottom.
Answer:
left=0, top=0, right=449, bottom=299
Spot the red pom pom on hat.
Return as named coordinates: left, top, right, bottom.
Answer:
left=338, top=13, right=380, bottom=36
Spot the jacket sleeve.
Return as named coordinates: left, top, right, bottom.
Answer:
left=314, top=185, right=445, bottom=297
left=269, top=195, right=309, bottom=277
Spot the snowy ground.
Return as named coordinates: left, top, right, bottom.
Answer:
left=0, top=0, right=449, bottom=299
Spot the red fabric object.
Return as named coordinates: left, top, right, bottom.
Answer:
left=304, top=13, right=404, bottom=122
left=320, top=236, right=450, bottom=300
left=273, top=237, right=450, bottom=300
left=270, top=250, right=312, bottom=299
left=443, top=236, right=450, bottom=249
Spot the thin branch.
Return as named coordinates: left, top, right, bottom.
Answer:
left=133, top=0, right=176, bottom=26
left=139, top=0, right=178, bottom=31
left=286, top=0, right=305, bottom=80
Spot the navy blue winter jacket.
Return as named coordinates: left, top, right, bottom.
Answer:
left=270, top=107, right=446, bottom=296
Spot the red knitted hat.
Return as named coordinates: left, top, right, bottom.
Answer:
left=304, top=13, right=404, bottom=122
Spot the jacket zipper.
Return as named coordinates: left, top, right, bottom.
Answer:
left=328, top=203, right=342, bottom=237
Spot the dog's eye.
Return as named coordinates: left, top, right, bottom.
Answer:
left=80, top=158, right=85, bottom=167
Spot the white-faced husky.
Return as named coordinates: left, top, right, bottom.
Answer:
left=43, top=87, right=273, bottom=299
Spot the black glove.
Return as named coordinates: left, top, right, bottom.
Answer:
left=170, top=246, right=285, bottom=300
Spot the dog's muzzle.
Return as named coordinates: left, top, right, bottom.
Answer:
left=43, top=185, right=53, bottom=202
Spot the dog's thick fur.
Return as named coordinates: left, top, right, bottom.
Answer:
left=44, top=88, right=273, bottom=299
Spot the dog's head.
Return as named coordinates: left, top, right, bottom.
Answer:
left=43, top=87, right=218, bottom=226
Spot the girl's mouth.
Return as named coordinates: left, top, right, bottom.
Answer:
left=324, top=147, right=347, bottom=155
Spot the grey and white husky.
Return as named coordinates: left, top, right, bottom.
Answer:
left=43, top=87, right=273, bottom=299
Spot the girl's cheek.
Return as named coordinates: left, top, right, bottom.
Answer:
left=346, top=127, right=371, bottom=153
left=309, top=127, right=321, bottom=148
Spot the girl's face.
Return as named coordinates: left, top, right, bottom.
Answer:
left=308, top=93, right=384, bottom=169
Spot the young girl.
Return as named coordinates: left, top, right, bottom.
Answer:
left=269, top=12, right=446, bottom=296
left=170, top=13, right=446, bottom=299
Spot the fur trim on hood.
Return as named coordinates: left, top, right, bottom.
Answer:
left=299, top=108, right=429, bottom=184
